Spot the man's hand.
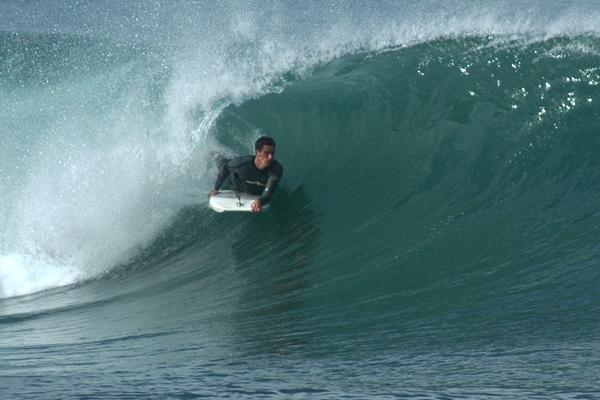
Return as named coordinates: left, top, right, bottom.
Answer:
left=208, top=190, right=219, bottom=197
left=251, top=199, right=262, bottom=214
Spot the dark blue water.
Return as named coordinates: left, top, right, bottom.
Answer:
left=2, top=1, right=600, bottom=398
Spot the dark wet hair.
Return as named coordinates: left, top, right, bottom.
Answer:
left=255, top=136, right=276, bottom=150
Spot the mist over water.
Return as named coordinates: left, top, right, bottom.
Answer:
left=1, top=1, right=600, bottom=398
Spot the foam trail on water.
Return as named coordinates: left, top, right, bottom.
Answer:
left=0, top=254, right=82, bottom=298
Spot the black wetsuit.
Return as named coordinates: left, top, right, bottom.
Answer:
left=213, top=155, right=283, bottom=205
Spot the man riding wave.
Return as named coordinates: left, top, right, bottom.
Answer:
left=208, top=136, right=283, bottom=213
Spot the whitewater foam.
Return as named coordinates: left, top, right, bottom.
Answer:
left=0, top=253, right=82, bottom=298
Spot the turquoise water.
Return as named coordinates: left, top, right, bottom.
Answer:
left=1, top=1, right=600, bottom=398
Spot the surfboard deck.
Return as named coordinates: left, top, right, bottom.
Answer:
left=209, top=190, right=268, bottom=213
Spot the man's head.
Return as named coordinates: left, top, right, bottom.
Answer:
left=254, top=136, right=276, bottom=170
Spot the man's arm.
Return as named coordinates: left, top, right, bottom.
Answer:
left=257, top=162, right=283, bottom=206
left=257, top=175, right=280, bottom=206
left=209, top=157, right=230, bottom=196
left=251, top=162, right=282, bottom=213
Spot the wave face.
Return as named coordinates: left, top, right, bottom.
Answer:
left=1, top=1, right=600, bottom=398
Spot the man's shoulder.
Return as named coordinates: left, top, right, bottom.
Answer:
left=269, top=160, right=283, bottom=176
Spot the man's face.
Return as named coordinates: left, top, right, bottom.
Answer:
left=255, top=144, right=275, bottom=170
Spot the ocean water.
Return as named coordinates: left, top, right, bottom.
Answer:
left=1, top=1, right=600, bottom=398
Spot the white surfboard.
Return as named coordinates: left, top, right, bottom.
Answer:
left=208, top=190, right=268, bottom=213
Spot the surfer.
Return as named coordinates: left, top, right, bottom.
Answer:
left=208, top=136, right=283, bottom=213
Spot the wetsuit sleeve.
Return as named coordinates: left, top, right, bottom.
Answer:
left=258, top=175, right=280, bottom=205
left=258, top=163, right=283, bottom=205
left=212, top=158, right=230, bottom=191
